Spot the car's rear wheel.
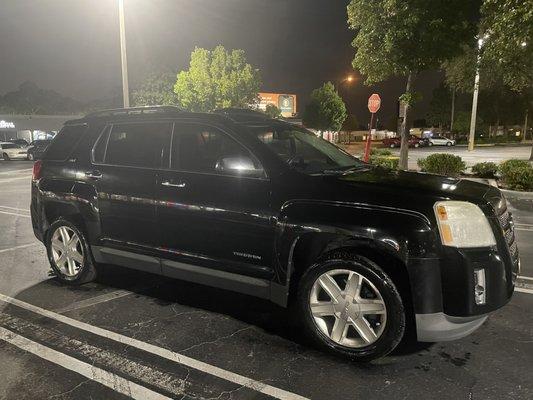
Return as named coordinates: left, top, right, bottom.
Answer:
left=45, top=219, right=97, bottom=285
left=446, top=142, right=452, bottom=147
left=389, top=143, right=395, bottom=148
left=297, top=252, right=405, bottom=361
left=428, top=142, right=433, bottom=147
left=414, top=143, right=420, bottom=148
left=3, top=153, right=10, bottom=160
left=27, top=152, right=34, bottom=161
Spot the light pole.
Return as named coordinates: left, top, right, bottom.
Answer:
left=118, top=0, right=130, bottom=107
left=468, top=36, right=485, bottom=151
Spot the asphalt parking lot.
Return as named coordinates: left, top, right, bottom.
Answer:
left=0, top=160, right=532, bottom=400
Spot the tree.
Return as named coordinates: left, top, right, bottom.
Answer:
left=132, top=72, right=179, bottom=106
left=264, top=104, right=282, bottom=118
left=426, top=83, right=452, bottom=130
left=342, top=114, right=359, bottom=131
left=173, top=46, right=261, bottom=112
left=347, top=0, right=480, bottom=169
left=303, top=82, right=347, bottom=133
left=0, top=81, right=82, bottom=115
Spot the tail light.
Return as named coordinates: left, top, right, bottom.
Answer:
left=32, top=160, right=42, bottom=181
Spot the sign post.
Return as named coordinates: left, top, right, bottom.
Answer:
left=363, top=93, right=381, bottom=162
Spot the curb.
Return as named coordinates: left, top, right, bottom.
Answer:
left=500, top=188, right=533, bottom=200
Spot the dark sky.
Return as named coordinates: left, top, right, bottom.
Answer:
left=0, top=0, right=441, bottom=123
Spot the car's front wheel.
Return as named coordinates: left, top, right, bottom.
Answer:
left=45, top=219, right=97, bottom=285
left=297, top=252, right=405, bottom=361
left=27, top=152, right=34, bottom=161
left=389, top=143, right=395, bottom=148
left=3, top=153, right=10, bottom=160
left=446, top=142, right=452, bottom=147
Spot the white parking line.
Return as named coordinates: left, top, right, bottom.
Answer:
left=55, top=289, right=137, bottom=314
left=0, top=175, right=32, bottom=183
left=0, top=293, right=309, bottom=400
left=516, top=287, right=533, bottom=295
left=0, top=210, right=30, bottom=218
left=0, top=243, right=40, bottom=254
left=518, top=276, right=533, bottom=281
left=0, top=168, right=32, bottom=175
left=0, top=205, right=30, bottom=213
left=0, top=326, right=172, bottom=400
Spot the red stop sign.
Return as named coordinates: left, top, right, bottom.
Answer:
left=368, top=93, right=381, bottom=114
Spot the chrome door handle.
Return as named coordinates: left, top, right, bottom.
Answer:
left=85, top=170, right=102, bottom=180
left=161, top=181, right=186, bottom=188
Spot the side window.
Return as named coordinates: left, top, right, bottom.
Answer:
left=43, top=124, right=87, bottom=161
left=103, top=122, right=172, bottom=168
left=92, top=126, right=110, bottom=164
left=171, top=123, right=263, bottom=176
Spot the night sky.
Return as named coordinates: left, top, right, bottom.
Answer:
left=0, top=0, right=441, bottom=123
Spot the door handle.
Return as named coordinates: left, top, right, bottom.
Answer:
left=161, top=181, right=186, bottom=188
left=85, top=170, right=102, bottom=180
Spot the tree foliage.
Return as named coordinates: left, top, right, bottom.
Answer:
left=303, top=82, right=347, bottom=132
left=264, top=104, right=282, bottom=118
left=481, top=0, right=532, bottom=92
left=132, top=72, right=179, bottom=106
left=426, top=83, right=452, bottom=128
left=342, top=114, right=359, bottom=131
left=347, top=0, right=480, bottom=169
left=0, top=81, right=82, bottom=115
left=173, top=46, right=261, bottom=112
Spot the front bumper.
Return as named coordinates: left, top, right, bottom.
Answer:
left=416, top=313, right=487, bottom=342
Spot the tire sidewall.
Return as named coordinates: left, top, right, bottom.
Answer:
left=297, top=255, right=405, bottom=361
left=45, top=219, right=95, bottom=284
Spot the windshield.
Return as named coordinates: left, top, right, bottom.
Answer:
left=245, top=123, right=364, bottom=174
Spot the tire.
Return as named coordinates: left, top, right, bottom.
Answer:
left=446, top=142, right=452, bottom=147
left=428, top=142, right=433, bottom=147
left=45, top=219, right=97, bottom=285
left=296, top=251, right=405, bottom=362
left=3, top=153, right=10, bottom=160
left=27, top=152, right=34, bottom=161
left=389, top=143, right=395, bottom=148
left=414, top=143, right=420, bottom=148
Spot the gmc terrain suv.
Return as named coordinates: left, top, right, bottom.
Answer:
left=31, top=106, right=519, bottom=361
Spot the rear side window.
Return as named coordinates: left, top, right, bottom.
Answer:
left=43, top=124, right=87, bottom=161
left=102, top=122, right=172, bottom=168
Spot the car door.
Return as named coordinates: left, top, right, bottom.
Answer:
left=156, top=121, right=275, bottom=280
left=88, top=121, right=172, bottom=260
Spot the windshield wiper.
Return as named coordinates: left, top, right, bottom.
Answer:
left=320, top=164, right=367, bottom=175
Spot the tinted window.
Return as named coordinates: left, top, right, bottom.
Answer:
left=171, top=123, right=257, bottom=173
left=92, top=126, right=110, bottom=164
left=104, top=122, right=171, bottom=168
left=43, top=124, right=86, bottom=161
left=246, top=123, right=362, bottom=174
left=2, top=143, right=19, bottom=149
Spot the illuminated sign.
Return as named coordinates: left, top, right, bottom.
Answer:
left=0, top=120, right=15, bottom=129
left=258, top=93, right=297, bottom=117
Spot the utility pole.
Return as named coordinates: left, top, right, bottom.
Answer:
left=118, top=0, right=130, bottom=107
left=450, top=87, right=455, bottom=132
left=468, top=38, right=483, bottom=151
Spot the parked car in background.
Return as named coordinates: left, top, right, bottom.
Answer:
left=0, top=142, right=28, bottom=160
left=382, top=135, right=424, bottom=148
left=27, top=139, right=53, bottom=160
left=428, top=136, right=455, bottom=147
left=8, top=139, right=30, bottom=147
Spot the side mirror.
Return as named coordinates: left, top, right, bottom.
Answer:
left=215, top=156, right=264, bottom=177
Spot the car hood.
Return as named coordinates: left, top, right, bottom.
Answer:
left=326, top=166, right=493, bottom=208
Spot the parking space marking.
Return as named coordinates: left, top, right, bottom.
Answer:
left=518, top=276, right=533, bottom=281
left=516, top=287, right=533, bottom=295
left=0, top=326, right=173, bottom=400
left=0, top=175, right=32, bottom=183
left=0, top=293, right=310, bottom=400
left=0, top=210, right=30, bottom=218
left=55, top=289, right=137, bottom=314
left=0, top=168, right=32, bottom=175
left=0, top=205, right=30, bottom=213
left=0, top=243, right=40, bottom=253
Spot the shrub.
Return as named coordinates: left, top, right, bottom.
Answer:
left=370, top=155, right=399, bottom=169
left=498, top=160, right=533, bottom=191
left=370, top=148, right=392, bottom=156
left=417, top=153, right=466, bottom=176
left=472, top=162, right=498, bottom=178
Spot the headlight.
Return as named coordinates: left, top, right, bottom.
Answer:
left=434, top=201, right=496, bottom=248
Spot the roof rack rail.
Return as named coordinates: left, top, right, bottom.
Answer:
left=85, top=105, right=184, bottom=119
left=213, top=108, right=266, bottom=117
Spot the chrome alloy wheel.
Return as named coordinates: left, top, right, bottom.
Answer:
left=51, top=226, right=84, bottom=277
left=309, top=269, right=387, bottom=348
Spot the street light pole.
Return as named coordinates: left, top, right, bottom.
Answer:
left=468, top=37, right=484, bottom=151
left=118, top=0, right=130, bottom=108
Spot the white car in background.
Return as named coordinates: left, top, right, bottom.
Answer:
left=428, top=136, right=456, bottom=147
left=0, top=142, right=28, bottom=160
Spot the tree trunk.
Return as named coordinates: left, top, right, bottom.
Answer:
left=522, top=109, right=528, bottom=144
left=399, top=72, right=413, bottom=170
left=450, top=87, right=455, bottom=132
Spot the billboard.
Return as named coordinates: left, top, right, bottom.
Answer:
left=258, top=92, right=297, bottom=117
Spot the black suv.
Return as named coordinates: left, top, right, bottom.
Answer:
left=31, top=106, right=519, bottom=361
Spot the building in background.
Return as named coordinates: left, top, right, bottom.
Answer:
left=258, top=93, right=297, bottom=117
left=0, top=114, right=81, bottom=142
